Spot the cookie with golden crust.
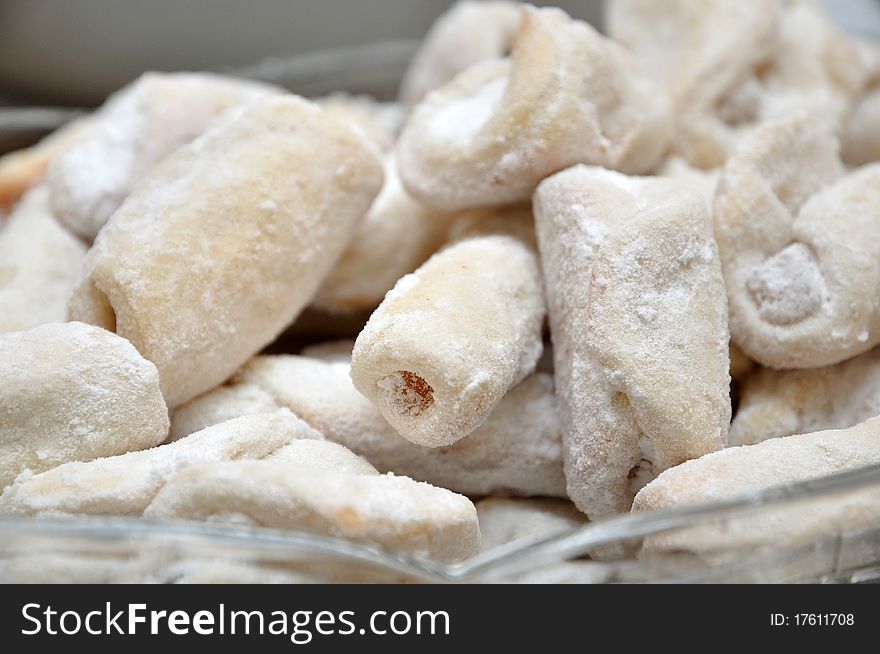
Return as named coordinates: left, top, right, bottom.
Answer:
left=145, top=460, right=480, bottom=562
left=396, top=5, right=672, bottom=211
left=68, top=95, right=383, bottom=407
left=534, top=165, right=730, bottom=518
left=0, top=321, right=168, bottom=487
left=46, top=72, right=279, bottom=240
left=730, top=348, right=880, bottom=446
left=0, top=186, right=86, bottom=334
left=715, top=114, right=880, bottom=368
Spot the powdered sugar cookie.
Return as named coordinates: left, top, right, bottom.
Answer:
left=350, top=214, right=544, bottom=447
left=399, top=0, right=522, bottom=107
left=68, top=95, right=383, bottom=407
left=633, top=417, right=880, bottom=555
left=0, top=116, right=92, bottom=215
left=730, top=348, right=880, bottom=446
left=609, top=0, right=865, bottom=168
left=240, top=354, right=564, bottom=497
left=311, top=156, right=453, bottom=314
left=397, top=5, right=672, bottom=211
left=0, top=186, right=86, bottom=334
left=145, top=461, right=480, bottom=562
left=46, top=72, right=278, bottom=240
left=0, top=411, right=319, bottom=517
left=0, top=321, right=168, bottom=487
left=534, top=165, right=729, bottom=518
left=476, top=497, right=585, bottom=551
left=715, top=114, right=880, bottom=368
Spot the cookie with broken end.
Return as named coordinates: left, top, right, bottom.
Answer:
left=0, top=411, right=320, bottom=517
left=350, top=214, right=544, bottom=447
left=396, top=5, right=672, bottom=211
left=0, top=186, right=86, bottom=334
left=715, top=114, right=880, bottom=368
left=172, top=351, right=564, bottom=498
left=67, top=95, right=384, bottom=407
left=730, top=347, right=880, bottom=447
left=534, top=165, right=729, bottom=518
left=0, top=321, right=168, bottom=487
left=46, top=72, right=279, bottom=240
left=633, top=417, right=880, bottom=555
left=144, top=460, right=480, bottom=562
left=399, top=0, right=523, bottom=107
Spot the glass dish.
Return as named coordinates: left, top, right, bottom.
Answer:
left=2, top=36, right=880, bottom=583
left=2, top=463, right=880, bottom=583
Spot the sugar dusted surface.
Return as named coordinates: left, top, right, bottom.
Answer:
left=0, top=410, right=316, bottom=517
left=144, top=460, right=480, bottom=562
left=534, top=165, right=729, bottom=519
left=233, top=354, right=565, bottom=498
left=0, top=321, right=168, bottom=487
left=633, top=417, right=880, bottom=554
left=350, top=231, right=545, bottom=447
left=0, top=186, right=86, bottom=334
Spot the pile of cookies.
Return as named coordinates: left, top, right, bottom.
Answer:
left=1, top=0, right=879, bottom=576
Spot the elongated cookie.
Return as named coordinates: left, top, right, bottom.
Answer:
left=534, top=165, right=730, bottom=518
left=67, top=95, right=383, bottom=407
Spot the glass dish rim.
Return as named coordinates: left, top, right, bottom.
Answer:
left=2, top=462, right=879, bottom=582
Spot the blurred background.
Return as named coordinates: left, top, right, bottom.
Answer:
left=0, top=0, right=877, bottom=145
left=0, top=0, right=604, bottom=107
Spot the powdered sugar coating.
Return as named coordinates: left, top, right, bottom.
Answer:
left=842, top=39, right=880, bottom=166
left=396, top=5, right=672, bottom=211
left=144, top=461, right=480, bottom=562
left=317, top=93, right=403, bottom=153
left=350, top=226, right=545, bottom=447
left=266, top=439, right=378, bottom=475
left=168, top=382, right=278, bottom=442
left=609, top=0, right=865, bottom=169
left=46, top=72, right=279, bottom=240
left=534, top=165, right=730, bottom=518
left=730, top=347, right=880, bottom=447
left=312, top=156, right=454, bottom=314
left=173, top=352, right=565, bottom=497
left=0, top=321, right=168, bottom=488
left=0, top=186, right=86, bottom=333
left=0, top=411, right=319, bottom=517
left=0, top=116, right=93, bottom=215
left=399, top=0, right=522, bottom=108
left=715, top=114, right=880, bottom=368
left=67, top=94, right=384, bottom=407
left=633, top=417, right=880, bottom=554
